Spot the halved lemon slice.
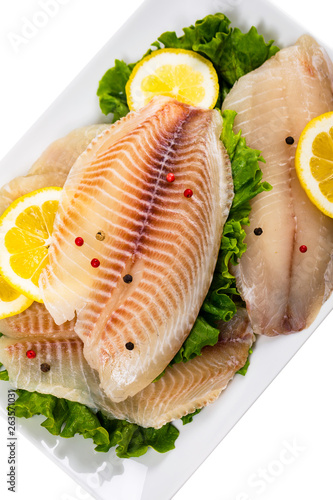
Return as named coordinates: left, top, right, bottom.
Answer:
left=0, top=187, right=62, bottom=303
left=295, top=111, right=333, bottom=218
left=0, top=275, right=33, bottom=319
left=126, top=48, right=219, bottom=111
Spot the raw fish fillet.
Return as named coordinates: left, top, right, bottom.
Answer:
left=222, top=35, right=333, bottom=336
left=0, top=125, right=108, bottom=336
left=0, top=302, right=76, bottom=340
left=105, top=309, right=254, bottom=427
left=0, top=173, right=67, bottom=215
left=0, top=309, right=254, bottom=428
left=0, top=335, right=96, bottom=405
left=0, top=125, right=109, bottom=215
left=29, top=124, right=110, bottom=176
left=40, top=96, right=234, bottom=402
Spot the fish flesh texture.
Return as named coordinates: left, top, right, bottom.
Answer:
left=40, top=96, right=234, bottom=401
left=0, top=335, right=97, bottom=405
left=0, top=124, right=109, bottom=215
left=40, top=97, right=233, bottom=400
left=222, top=35, right=333, bottom=336
left=0, top=302, right=76, bottom=340
left=105, top=309, right=254, bottom=427
left=29, top=124, right=110, bottom=176
left=0, top=173, right=67, bottom=215
left=0, top=309, right=254, bottom=428
left=0, top=125, right=109, bottom=336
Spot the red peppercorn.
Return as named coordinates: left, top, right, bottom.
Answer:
left=75, top=237, right=84, bottom=247
left=299, top=245, right=307, bottom=253
left=26, top=350, right=36, bottom=359
left=184, top=189, right=193, bottom=198
left=91, top=258, right=100, bottom=268
left=166, top=173, right=175, bottom=182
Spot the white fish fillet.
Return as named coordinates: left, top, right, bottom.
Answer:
left=0, top=173, right=67, bottom=216
left=29, top=124, right=110, bottom=176
left=0, top=125, right=108, bottom=336
left=0, top=125, right=109, bottom=215
left=106, top=309, right=254, bottom=427
left=0, top=309, right=254, bottom=428
left=223, top=35, right=333, bottom=336
left=0, top=302, right=76, bottom=340
left=40, top=96, right=234, bottom=401
left=0, top=335, right=97, bottom=405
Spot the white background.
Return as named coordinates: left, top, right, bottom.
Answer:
left=0, top=1, right=333, bottom=499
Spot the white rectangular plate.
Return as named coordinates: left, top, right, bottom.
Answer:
left=1, top=0, right=332, bottom=499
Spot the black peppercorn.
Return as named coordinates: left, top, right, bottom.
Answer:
left=123, top=274, right=133, bottom=283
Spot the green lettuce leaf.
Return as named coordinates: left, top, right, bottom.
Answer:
left=157, top=13, right=231, bottom=50
left=181, top=408, right=202, bottom=425
left=97, top=60, right=135, bottom=122
left=97, top=13, right=279, bottom=118
left=0, top=362, right=9, bottom=381
left=156, top=14, right=279, bottom=87
left=13, top=390, right=111, bottom=450
left=193, top=26, right=279, bottom=87
left=236, top=347, right=253, bottom=376
left=98, top=412, right=179, bottom=458
left=172, top=317, right=220, bottom=364
left=12, top=390, right=179, bottom=457
left=223, top=110, right=271, bottom=212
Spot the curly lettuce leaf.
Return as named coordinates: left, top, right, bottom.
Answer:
left=236, top=347, right=253, bottom=376
left=13, top=390, right=111, bottom=450
left=172, top=317, right=220, bottom=364
left=97, top=13, right=279, bottom=118
left=201, top=289, right=237, bottom=323
left=193, top=26, right=279, bottom=87
left=156, top=14, right=279, bottom=88
left=223, top=110, right=271, bottom=212
left=181, top=408, right=202, bottom=425
left=98, top=412, right=179, bottom=457
left=156, top=13, right=231, bottom=50
left=12, top=390, right=179, bottom=457
left=0, top=361, right=9, bottom=381
left=97, top=60, right=135, bottom=122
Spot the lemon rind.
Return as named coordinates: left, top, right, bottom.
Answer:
left=295, top=111, right=333, bottom=218
left=126, top=48, right=219, bottom=112
left=0, top=292, right=33, bottom=320
left=0, top=187, right=62, bottom=303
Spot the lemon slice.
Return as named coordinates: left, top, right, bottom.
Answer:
left=0, top=187, right=62, bottom=302
left=295, top=111, right=333, bottom=218
left=126, top=48, right=219, bottom=111
left=0, top=275, right=33, bottom=319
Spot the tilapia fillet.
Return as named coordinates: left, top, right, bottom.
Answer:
left=0, top=310, right=254, bottom=428
left=223, top=35, right=333, bottom=336
left=0, top=124, right=109, bottom=215
left=40, top=96, right=234, bottom=402
left=0, top=302, right=76, bottom=340
left=0, top=124, right=108, bottom=337
left=0, top=336, right=96, bottom=405
left=28, top=124, right=110, bottom=176
left=0, top=173, right=67, bottom=215
left=106, top=309, right=254, bottom=428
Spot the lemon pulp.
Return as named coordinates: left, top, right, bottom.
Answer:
left=126, top=48, right=219, bottom=112
left=0, top=188, right=62, bottom=302
left=295, top=111, right=333, bottom=218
